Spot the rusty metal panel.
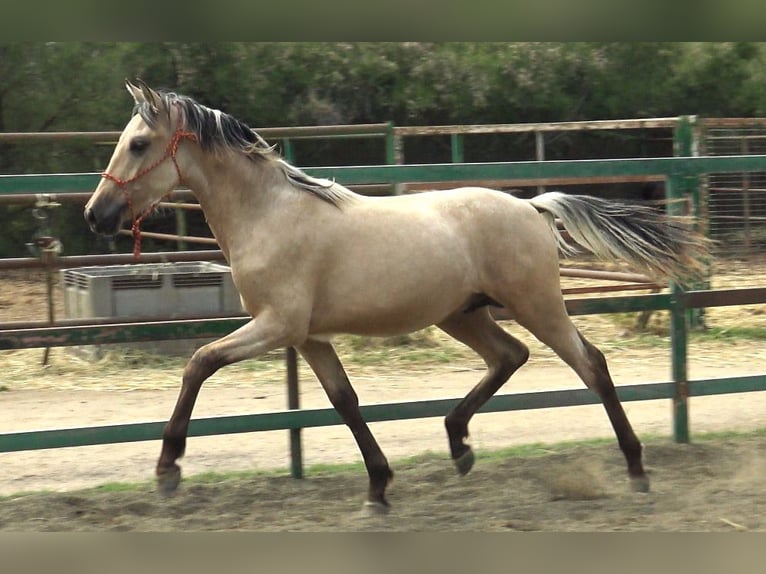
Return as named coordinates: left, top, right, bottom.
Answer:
left=0, top=317, right=249, bottom=350
left=685, top=287, right=766, bottom=308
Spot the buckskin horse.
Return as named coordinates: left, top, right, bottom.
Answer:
left=84, top=80, right=708, bottom=512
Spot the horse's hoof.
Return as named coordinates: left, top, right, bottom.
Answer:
left=454, top=448, right=475, bottom=476
left=630, top=475, right=650, bottom=493
left=362, top=500, right=390, bottom=516
left=157, top=466, right=182, bottom=497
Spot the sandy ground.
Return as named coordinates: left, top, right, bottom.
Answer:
left=1, top=267, right=765, bottom=530
left=2, top=358, right=765, bottom=496
left=1, top=360, right=766, bottom=531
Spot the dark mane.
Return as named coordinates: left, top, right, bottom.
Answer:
left=134, top=91, right=354, bottom=207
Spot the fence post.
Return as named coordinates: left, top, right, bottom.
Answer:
left=282, top=138, right=295, bottom=163
left=450, top=133, right=464, bottom=163
left=390, top=125, right=405, bottom=196
left=667, top=174, right=690, bottom=443
left=673, top=115, right=706, bottom=329
left=278, top=133, right=300, bottom=479
left=535, top=131, right=545, bottom=196
left=385, top=122, right=397, bottom=165
left=174, top=201, right=188, bottom=251
left=286, top=346, right=303, bottom=478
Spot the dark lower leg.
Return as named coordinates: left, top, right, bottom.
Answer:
left=343, top=410, right=393, bottom=506
left=298, top=340, right=392, bottom=507
left=154, top=315, right=294, bottom=494
left=156, top=353, right=218, bottom=491
left=439, top=311, right=529, bottom=474
left=581, top=336, right=647, bottom=487
left=444, top=355, right=525, bottom=473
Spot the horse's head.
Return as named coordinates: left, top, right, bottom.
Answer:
left=84, top=79, right=196, bottom=236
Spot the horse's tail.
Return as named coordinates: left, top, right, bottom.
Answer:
left=527, top=191, right=710, bottom=284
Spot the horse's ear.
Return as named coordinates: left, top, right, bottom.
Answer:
left=125, top=79, right=143, bottom=104
left=126, top=78, right=165, bottom=117
left=136, top=79, right=164, bottom=116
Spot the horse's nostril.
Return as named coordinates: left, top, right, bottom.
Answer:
left=84, top=207, right=97, bottom=228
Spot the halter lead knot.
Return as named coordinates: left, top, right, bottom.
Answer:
left=101, top=129, right=197, bottom=257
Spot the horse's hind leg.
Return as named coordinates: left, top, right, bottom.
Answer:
left=297, top=338, right=393, bottom=512
left=437, top=308, right=530, bottom=475
left=513, top=298, right=650, bottom=492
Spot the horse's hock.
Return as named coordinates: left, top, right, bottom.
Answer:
left=60, top=261, right=243, bottom=357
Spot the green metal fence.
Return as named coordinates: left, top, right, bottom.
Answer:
left=2, top=153, right=766, bottom=478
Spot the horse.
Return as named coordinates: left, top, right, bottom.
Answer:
left=84, top=80, right=708, bottom=513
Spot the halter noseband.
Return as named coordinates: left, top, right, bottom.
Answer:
left=101, top=128, right=197, bottom=257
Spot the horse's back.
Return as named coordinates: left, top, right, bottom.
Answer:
left=406, top=186, right=560, bottom=269
left=349, top=186, right=559, bottom=276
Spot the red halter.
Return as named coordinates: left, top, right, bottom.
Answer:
left=101, top=129, right=197, bottom=257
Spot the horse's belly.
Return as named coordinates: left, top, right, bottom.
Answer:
left=308, top=275, right=468, bottom=338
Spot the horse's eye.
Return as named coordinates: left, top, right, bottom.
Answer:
left=129, top=138, right=150, bottom=154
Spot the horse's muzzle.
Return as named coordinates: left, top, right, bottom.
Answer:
left=84, top=206, right=98, bottom=231
left=84, top=202, right=124, bottom=236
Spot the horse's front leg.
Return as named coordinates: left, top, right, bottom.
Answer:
left=297, top=338, right=393, bottom=513
left=156, top=313, right=301, bottom=494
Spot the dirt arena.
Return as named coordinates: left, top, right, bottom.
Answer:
left=1, top=432, right=765, bottom=532
left=1, top=264, right=765, bottom=531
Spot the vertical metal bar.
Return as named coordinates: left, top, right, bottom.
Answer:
left=667, top=174, right=689, bottom=443
left=670, top=284, right=689, bottom=443
left=282, top=138, right=295, bottom=163
left=674, top=116, right=706, bottom=328
left=385, top=122, right=396, bottom=165
left=286, top=346, right=303, bottom=478
left=385, top=122, right=400, bottom=196
left=391, top=128, right=405, bottom=196
left=450, top=133, right=464, bottom=163
left=674, top=116, right=702, bottom=234
left=669, top=139, right=692, bottom=440
left=174, top=203, right=187, bottom=251
left=41, top=247, right=55, bottom=366
left=535, top=131, right=545, bottom=195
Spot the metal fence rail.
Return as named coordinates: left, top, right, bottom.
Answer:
left=4, top=376, right=766, bottom=454
left=6, top=155, right=766, bottom=195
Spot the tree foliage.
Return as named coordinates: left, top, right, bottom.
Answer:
left=2, top=42, right=766, bottom=256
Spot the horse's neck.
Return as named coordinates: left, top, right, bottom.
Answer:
left=187, top=153, right=298, bottom=261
